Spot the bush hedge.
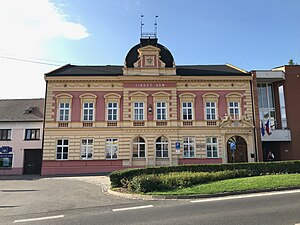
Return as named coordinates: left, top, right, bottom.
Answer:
left=110, top=160, right=300, bottom=188
left=128, top=170, right=250, bottom=193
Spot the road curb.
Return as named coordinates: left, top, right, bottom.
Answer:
left=107, top=186, right=300, bottom=200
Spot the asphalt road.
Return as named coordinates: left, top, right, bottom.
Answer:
left=1, top=176, right=300, bottom=225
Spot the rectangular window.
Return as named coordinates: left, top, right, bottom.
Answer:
left=183, top=137, right=195, bottom=158
left=56, top=139, right=69, bottom=160
left=257, top=83, right=276, bottom=127
left=156, top=102, right=167, bottom=120
left=106, top=138, right=118, bottom=159
left=206, top=137, right=218, bottom=158
left=278, top=85, right=287, bottom=128
left=83, top=102, right=94, bottom=121
left=134, top=102, right=144, bottom=120
left=107, top=102, right=118, bottom=121
left=59, top=102, right=70, bottom=121
left=0, top=129, right=12, bottom=141
left=182, top=102, right=193, bottom=120
left=0, top=154, right=13, bottom=168
left=229, top=102, right=240, bottom=120
left=81, top=139, right=93, bottom=160
left=25, top=129, right=40, bottom=140
left=206, top=102, right=216, bottom=120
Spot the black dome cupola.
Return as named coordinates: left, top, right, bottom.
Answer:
left=123, top=37, right=176, bottom=76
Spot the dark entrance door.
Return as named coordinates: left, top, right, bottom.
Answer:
left=227, top=136, right=248, bottom=163
left=23, top=149, right=42, bottom=174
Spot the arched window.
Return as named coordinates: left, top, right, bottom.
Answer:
left=156, top=136, right=169, bottom=158
left=132, top=136, right=146, bottom=158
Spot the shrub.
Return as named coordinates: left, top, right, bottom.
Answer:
left=109, top=160, right=300, bottom=188
left=128, top=170, right=250, bottom=193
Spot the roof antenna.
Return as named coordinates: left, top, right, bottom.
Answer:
left=140, top=15, right=158, bottom=39
left=154, top=15, right=158, bottom=38
left=140, top=14, right=144, bottom=38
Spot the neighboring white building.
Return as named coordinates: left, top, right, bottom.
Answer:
left=0, top=99, right=44, bottom=175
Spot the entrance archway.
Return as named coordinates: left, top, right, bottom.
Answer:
left=227, top=136, right=248, bottom=163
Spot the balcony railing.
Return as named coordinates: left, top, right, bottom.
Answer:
left=133, top=121, right=145, bottom=126
left=261, top=129, right=291, bottom=142
left=183, top=121, right=193, bottom=126
left=206, top=120, right=217, bottom=126
left=156, top=121, right=168, bottom=126
left=107, top=121, right=118, bottom=127
left=58, top=122, right=69, bottom=128
left=82, top=122, right=93, bottom=127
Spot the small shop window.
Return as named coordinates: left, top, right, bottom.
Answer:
left=0, top=154, right=13, bottom=168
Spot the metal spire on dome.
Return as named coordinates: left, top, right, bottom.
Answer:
left=140, top=14, right=158, bottom=39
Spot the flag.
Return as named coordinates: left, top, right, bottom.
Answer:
left=261, top=121, right=265, bottom=136
left=265, top=118, right=272, bottom=135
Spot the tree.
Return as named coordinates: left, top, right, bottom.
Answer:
left=288, top=59, right=298, bottom=65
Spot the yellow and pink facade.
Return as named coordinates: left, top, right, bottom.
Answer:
left=42, top=38, right=255, bottom=175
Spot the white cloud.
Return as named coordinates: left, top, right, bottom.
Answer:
left=0, top=0, right=89, bottom=99
left=0, top=0, right=89, bottom=55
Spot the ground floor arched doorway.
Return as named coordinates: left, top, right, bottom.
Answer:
left=227, top=136, right=248, bottom=163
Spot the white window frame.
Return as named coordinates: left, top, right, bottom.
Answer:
left=205, top=102, right=216, bottom=120
left=134, top=102, right=144, bottom=120
left=156, top=102, right=167, bottom=120
left=81, top=138, right=93, bottom=160
left=107, top=102, right=118, bottom=121
left=132, top=136, right=146, bottom=158
left=59, top=102, right=70, bottom=121
left=257, top=83, right=276, bottom=127
left=229, top=102, right=240, bottom=120
left=155, top=136, right=169, bottom=158
left=56, top=139, right=69, bottom=160
left=24, top=129, right=40, bottom=140
left=278, top=85, right=287, bottom=128
left=106, top=138, right=118, bottom=159
left=0, top=129, right=12, bottom=141
left=83, top=102, right=94, bottom=121
left=182, top=102, right=193, bottom=120
left=206, top=137, right=218, bottom=158
left=183, top=137, right=195, bottom=158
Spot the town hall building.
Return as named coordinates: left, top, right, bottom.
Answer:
left=42, top=37, right=255, bottom=175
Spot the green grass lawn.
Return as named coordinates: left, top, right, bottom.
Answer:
left=147, top=173, right=300, bottom=196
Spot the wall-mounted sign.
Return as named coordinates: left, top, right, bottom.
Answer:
left=0, top=146, right=12, bottom=154
left=230, top=142, right=236, bottom=151
left=175, top=142, right=180, bottom=153
left=124, top=82, right=176, bottom=88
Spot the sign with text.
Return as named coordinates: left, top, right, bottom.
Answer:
left=124, top=82, right=176, bottom=88
left=0, top=146, right=12, bottom=154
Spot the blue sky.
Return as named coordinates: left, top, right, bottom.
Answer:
left=1, top=0, right=300, bottom=99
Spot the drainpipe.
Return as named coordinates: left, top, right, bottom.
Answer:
left=250, top=78, right=259, bottom=162
left=40, top=80, right=48, bottom=175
